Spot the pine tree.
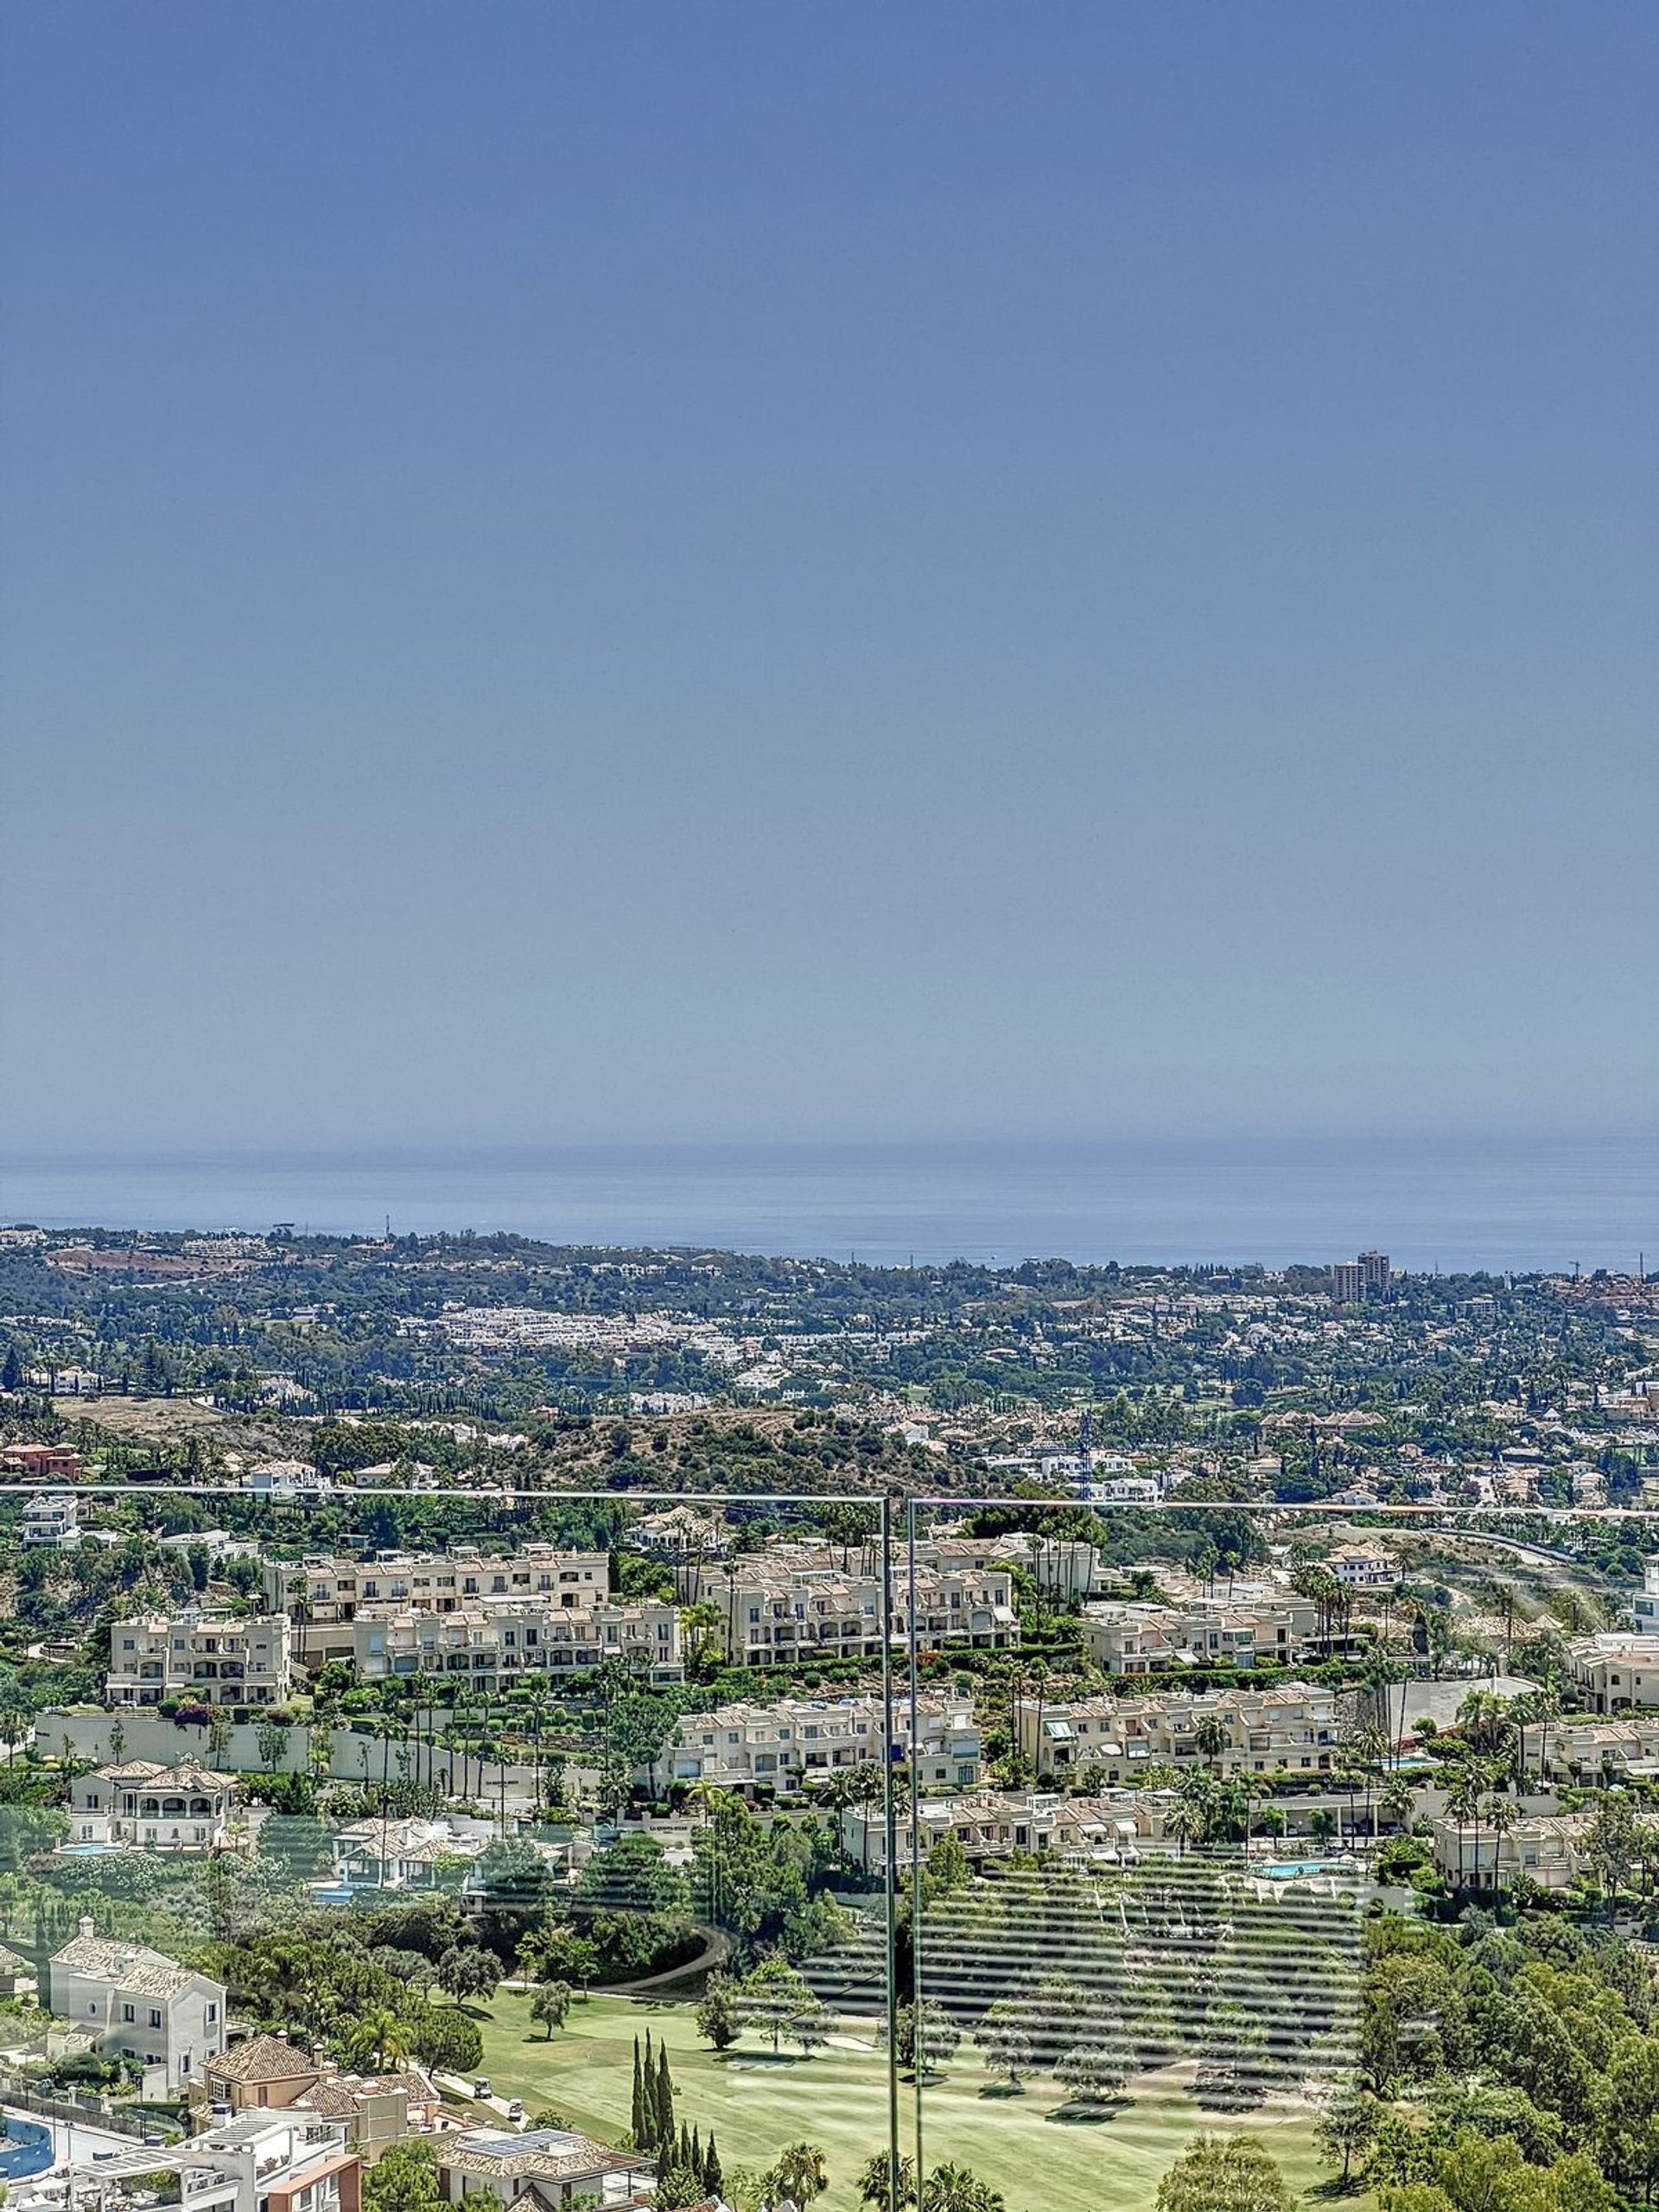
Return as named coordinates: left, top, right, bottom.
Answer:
left=702, top=2131, right=722, bottom=2196
left=653, top=2043, right=674, bottom=2147
left=632, top=2035, right=645, bottom=2146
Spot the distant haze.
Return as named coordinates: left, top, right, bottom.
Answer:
left=2, top=5, right=1655, bottom=1154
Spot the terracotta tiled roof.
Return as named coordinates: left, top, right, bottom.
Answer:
left=208, top=2036, right=319, bottom=2087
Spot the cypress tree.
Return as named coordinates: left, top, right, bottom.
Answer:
left=654, top=2043, right=673, bottom=2146
left=702, top=2132, right=722, bottom=2195
left=678, top=2120, right=690, bottom=2170
left=631, top=2035, right=645, bottom=2145
left=690, top=2125, right=702, bottom=2181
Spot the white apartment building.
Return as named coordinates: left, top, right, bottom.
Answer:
left=1430, top=1810, right=1592, bottom=1893
left=712, top=1549, right=1018, bottom=1667
left=70, top=1758, right=240, bottom=1853
left=50, top=1918, right=226, bottom=2091
left=1019, top=1681, right=1341, bottom=1783
left=16, top=2111, right=361, bottom=2212
left=1632, top=1559, right=1659, bottom=1633
left=21, top=1490, right=82, bottom=1548
left=842, top=1788, right=1174, bottom=1877
left=663, top=1691, right=981, bottom=1795
left=264, top=1546, right=613, bottom=1662
left=107, top=1609, right=292, bottom=1709
left=1540, top=1717, right=1659, bottom=1786
left=925, top=1531, right=1101, bottom=1599
left=351, top=1592, right=683, bottom=1688
left=1079, top=1591, right=1319, bottom=1675
left=1569, top=1633, right=1659, bottom=1713
left=1328, top=1548, right=1400, bottom=1590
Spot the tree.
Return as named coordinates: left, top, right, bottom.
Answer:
left=1167, top=1785, right=1213, bottom=1859
left=345, top=2008, right=410, bottom=2074
left=769, top=2144, right=828, bottom=2205
left=1055, top=2040, right=1129, bottom=2107
left=1315, top=2079, right=1378, bottom=2189
left=974, top=2000, right=1035, bottom=2091
left=653, top=2041, right=673, bottom=2148
left=363, top=2142, right=439, bottom=2212
left=435, top=1944, right=499, bottom=2005
left=405, top=2005, right=483, bottom=2075
left=576, top=1831, right=690, bottom=1918
left=857, top=2152, right=916, bottom=2211
left=1586, top=1793, right=1641, bottom=1916
left=696, top=1975, right=741, bottom=2051
left=256, top=1719, right=289, bottom=1774
left=890, top=2000, right=961, bottom=2080
left=1192, top=1713, right=1230, bottom=1774
left=530, top=1981, right=573, bottom=2039
left=1154, top=2135, right=1296, bottom=2212
left=920, top=2166, right=1005, bottom=2212
left=739, top=1955, right=831, bottom=2056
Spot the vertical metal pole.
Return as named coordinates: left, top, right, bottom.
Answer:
left=907, top=1497, right=925, bottom=2198
left=879, top=1491, right=902, bottom=2212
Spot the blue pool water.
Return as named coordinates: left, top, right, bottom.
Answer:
left=1262, top=1860, right=1335, bottom=1879
left=0, top=2116, right=55, bottom=2179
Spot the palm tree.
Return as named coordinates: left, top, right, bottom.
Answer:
left=1380, top=1777, right=1414, bottom=1836
left=1482, top=1793, right=1517, bottom=1893
left=921, top=2164, right=1006, bottom=2212
left=345, top=2007, right=410, bottom=2073
left=1167, top=1783, right=1212, bottom=1860
left=857, top=2152, right=916, bottom=2211
left=1445, top=1766, right=1482, bottom=1891
left=770, top=2141, right=829, bottom=2205
left=1192, top=1713, right=1230, bottom=1777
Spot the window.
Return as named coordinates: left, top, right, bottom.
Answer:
left=122, top=2003, right=136, bottom=2023
left=149, top=2008, right=163, bottom=2029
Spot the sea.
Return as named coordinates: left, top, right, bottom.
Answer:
left=0, top=1129, right=1653, bottom=1274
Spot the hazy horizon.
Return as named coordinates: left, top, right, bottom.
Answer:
left=3, top=1125, right=1650, bottom=1273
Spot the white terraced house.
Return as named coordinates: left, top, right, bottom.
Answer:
left=50, top=1917, right=226, bottom=2090
left=1018, top=1681, right=1342, bottom=1782
left=70, top=1758, right=240, bottom=1852
left=1539, top=1717, right=1659, bottom=1785
left=350, top=1593, right=683, bottom=1688
left=1569, top=1634, right=1659, bottom=1713
left=663, top=1690, right=982, bottom=1794
left=712, top=1552, right=1018, bottom=1667
left=1079, top=1591, right=1320, bottom=1674
left=264, top=1546, right=612, bottom=1662
left=1430, top=1810, right=1593, bottom=1892
left=841, top=1788, right=1174, bottom=1876
left=106, top=1608, right=292, bottom=1708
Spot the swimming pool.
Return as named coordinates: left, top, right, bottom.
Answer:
left=1262, top=1860, right=1337, bottom=1879
left=0, top=2115, right=56, bottom=2179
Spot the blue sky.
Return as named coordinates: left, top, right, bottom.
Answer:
left=3, top=4, right=1655, bottom=1153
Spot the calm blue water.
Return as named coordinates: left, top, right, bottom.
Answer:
left=1, top=1132, right=1652, bottom=1273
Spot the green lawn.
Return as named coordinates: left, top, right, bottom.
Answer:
left=467, top=1990, right=1350, bottom=2212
